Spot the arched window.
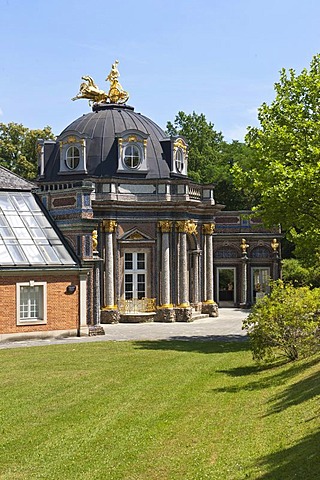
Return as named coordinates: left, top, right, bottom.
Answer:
left=124, top=144, right=141, bottom=169
left=65, top=146, right=80, bottom=170
left=175, top=148, right=184, bottom=173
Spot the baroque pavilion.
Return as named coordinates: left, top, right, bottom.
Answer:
left=33, top=60, right=281, bottom=328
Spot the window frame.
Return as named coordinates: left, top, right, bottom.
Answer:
left=65, top=146, right=81, bottom=170
left=123, top=144, right=142, bottom=169
left=123, top=251, right=147, bottom=300
left=16, top=281, right=47, bottom=325
left=175, top=148, right=184, bottom=173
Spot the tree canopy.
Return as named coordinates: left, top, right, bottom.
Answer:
left=166, top=111, right=254, bottom=209
left=232, top=54, right=320, bottom=263
left=0, top=122, right=55, bottom=180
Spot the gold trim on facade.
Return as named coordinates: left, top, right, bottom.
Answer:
left=102, top=220, right=117, bottom=233
left=202, top=223, right=215, bottom=235
left=92, top=229, right=98, bottom=251
left=176, top=220, right=197, bottom=235
left=173, top=138, right=187, bottom=153
left=158, top=220, right=173, bottom=233
left=271, top=238, right=279, bottom=251
left=240, top=238, right=249, bottom=253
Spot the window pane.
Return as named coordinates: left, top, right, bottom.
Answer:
left=125, top=252, right=133, bottom=270
left=124, top=145, right=141, bottom=169
left=0, top=244, right=12, bottom=263
left=66, top=146, right=80, bottom=169
left=19, top=285, right=43, bottom=319
left=137, top=253, right=145, bottom=269
left=12, top=195, right=29, bottom=211
left=0, top=195, right=14, bottom=211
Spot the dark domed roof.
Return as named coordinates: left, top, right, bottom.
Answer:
left=42, top=104, right=172, bottom=181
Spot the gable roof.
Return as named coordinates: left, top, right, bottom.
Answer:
left=0, top=167, right=78, bottom=268
left=0, top=166, right=35, bottom=191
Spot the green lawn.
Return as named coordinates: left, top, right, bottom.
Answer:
left=0, top=340, right=319, bottom=480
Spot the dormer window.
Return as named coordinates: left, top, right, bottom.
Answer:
left=124, top=144, right=142, bottom=169
left=66, top=146, right=80, bottom=170
left=175, top=148, right=184, bottom=173
left=172, top=138, right=188, bottom=176
left=117, top=129, right=149, bottom=173
left=58, top=133, right=87, bottom=175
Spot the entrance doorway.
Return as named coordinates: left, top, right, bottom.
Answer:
left=217, top=268, right=236, bottom=307
left=251, top=267, right=270, bottom=303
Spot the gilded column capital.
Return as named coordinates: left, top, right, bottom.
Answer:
left=202, top=223, right=215, bottom=235
left=102, top=220, right=117, bottom=233
left=176, top=220, right=197, bottom=235
left=158, top=220, right=172, bottom=233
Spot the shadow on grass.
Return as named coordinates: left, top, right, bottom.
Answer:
left=212, top=355, right=320, bottom=395
left=133, top=337, right=249, bottom=355
left=256, top=430, right=320, bottom=479
left=267, top=367, right=320, bottom=415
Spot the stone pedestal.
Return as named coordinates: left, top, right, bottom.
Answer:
left=202, top=301, right=219, bottom=317
left=175, top=307, right=193, bottom=322
left=100, top=309, right=120, bottom=324
left=156, top=308, right=176, bottom=323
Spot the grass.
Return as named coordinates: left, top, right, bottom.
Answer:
left=0, top=340, right=319, bottom=480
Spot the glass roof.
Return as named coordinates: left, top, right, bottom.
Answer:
left=0, top=192, right=77, bottom=267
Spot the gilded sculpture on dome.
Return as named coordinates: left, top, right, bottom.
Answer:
left=72, top=60, right=129, bottom=105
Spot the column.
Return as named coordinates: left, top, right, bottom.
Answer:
left=175, top=220, right=196, bottom=321
left=202, top=223, right=218, bottom=317
left=156, top=221, right=175, bottom=322
left=271, top=238, right=280, bottom=280
left=158, top=221, right=172, bottom=307
left=101, top=220, right=120, bottom=324
left=240, top=238, right=249, bottom=307
left=103, top=220, right=117, bottom=308
left=78, top=272, right=87, bottom=335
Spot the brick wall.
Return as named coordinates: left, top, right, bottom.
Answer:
left=0, top=273, right=80, bottom=334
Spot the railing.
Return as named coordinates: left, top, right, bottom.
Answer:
left=188, top=186, right=201, bottom=200
left=119, top=298, right=156, bottom=314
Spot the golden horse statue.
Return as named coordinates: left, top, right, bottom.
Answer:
left=72, top=75, right=108, bottom=105
left=72, top=61, right=130, bottom=106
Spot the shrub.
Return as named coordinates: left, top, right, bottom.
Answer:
left=282, top=258, right=320, bottom=287
left=243, top=281, right=320, bottom=362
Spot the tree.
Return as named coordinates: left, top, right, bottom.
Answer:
left=243, top=281, right=320, bottom=362
left=232, top=54, right=320, bottom=263
left=0, top=122, right=55, bottom=180
left=166, top=111, right=254, bottom=209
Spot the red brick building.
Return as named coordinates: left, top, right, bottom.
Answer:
left=0, top=167, right=88, bottom=342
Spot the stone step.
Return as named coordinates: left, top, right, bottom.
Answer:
left=191, top=313, right=210, bottom=321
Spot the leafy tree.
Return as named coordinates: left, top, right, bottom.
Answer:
left=0, top=122, right=55, bottom=179
left=282, top=258, right=320, bottom=288
left=232, top=54, right=320, bottom=263
left=166, top=111, right=254, bottom=209
left=243, top=281, right=320, bottom=362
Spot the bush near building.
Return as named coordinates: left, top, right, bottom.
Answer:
left=243, top=281, right=320, bottom=362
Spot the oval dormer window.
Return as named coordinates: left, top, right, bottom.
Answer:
left=124, top=144, right=141, bottom=169
left=66, top=146, right=80, bottom=170
left=175, top=148, right=184, bottom=173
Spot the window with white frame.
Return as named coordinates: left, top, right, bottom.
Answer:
left=123, top=144, right=142, bottom=169
left=175, top=148, right=184, bottom=173
left=66, top=146, right=80, bottom=170
left=59, top=136, right=87, bottom=174
left=16, top=281, right=47, bottom=324
left=124, top=252, right=146, bottom=299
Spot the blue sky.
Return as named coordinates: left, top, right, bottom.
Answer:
left=0, top=0, right=319, bottom=141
